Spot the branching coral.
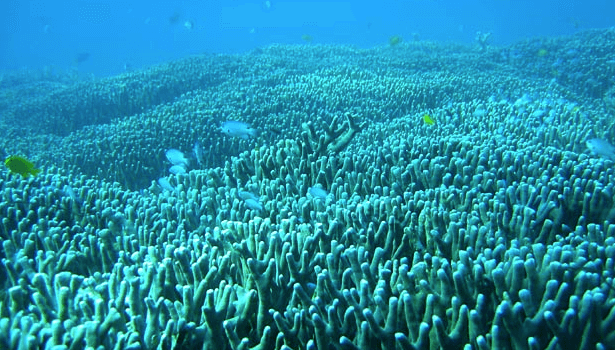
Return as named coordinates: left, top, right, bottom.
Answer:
left=301, top=112, right=367, bottom=157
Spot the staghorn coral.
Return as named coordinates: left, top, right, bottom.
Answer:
left=2, top=29, right=615, bottom=350
left=301, top=112, right=368, bottom=157
left=3, top=130, right=615, bottom=349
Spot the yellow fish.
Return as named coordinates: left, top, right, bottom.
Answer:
left=4, top=155, right=41, bottom=177
left=389, top=35, right=403, bottom=46
left=423, top=114, right=435, bottom=126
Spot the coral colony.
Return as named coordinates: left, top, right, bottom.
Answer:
left=2, top=29, right=615, bottom=349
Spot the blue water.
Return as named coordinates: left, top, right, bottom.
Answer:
left=1, top=0, right=613, bottom=76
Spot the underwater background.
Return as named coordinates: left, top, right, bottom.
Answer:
left=2, top=1, right=615, bottom=349
left=1, top=0, right=614, bottom=76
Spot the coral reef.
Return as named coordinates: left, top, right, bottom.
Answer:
left=1, top=28, right=615, bottom=349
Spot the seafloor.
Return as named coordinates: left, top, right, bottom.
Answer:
left=1, top=28, right=615, bottom=350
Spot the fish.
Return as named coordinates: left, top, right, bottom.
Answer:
left=74, top=53, right=90, bottom=64
left=389, top=35, right=402, bottom=46
left=184, top=20, right=195, bottom=30
left=165, top=149, right=189, bottom=167
left=4, top=155, right=41, bottom=177
left=157, top=177, right=176, bottom=192
left=193, top=141, right=204, bottom=167
left=168, top=12, right=181, bottom=24
left=586, top=138, right=615, bottom=160
left=220, top=121, right=257, bottom=139
left=238, top=191, right=259, bottom=201
left=423, top=114, right=435, bottom=126
left=239, top=191, right=262, bottom=210
left=169, top=164, right=187, bottom=175
left=244, top=198, right=263, bottom=211
left=308, top=185, right=328, bottom=201
left=301, top=34, right=313, bottom=43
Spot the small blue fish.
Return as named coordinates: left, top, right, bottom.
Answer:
left=220, top=121, right=257, bottom=139
left=308, top=185, right=328, bottom=201
left=586, top=138, right=615, bottom=160
left=244, top=198, right=263, bottom=211
left=157, top=177, right=176, bottom=192
left=169, top=164, right=187, bottom=175
left=238, top=191, right=259, bottom=201
left=166, top=149, right=189, bottom=166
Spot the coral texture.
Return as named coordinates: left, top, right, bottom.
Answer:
left=1, top=28, right=615, bottom=349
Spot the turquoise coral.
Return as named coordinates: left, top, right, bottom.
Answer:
left=1, top=28, right=615, bottom=350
